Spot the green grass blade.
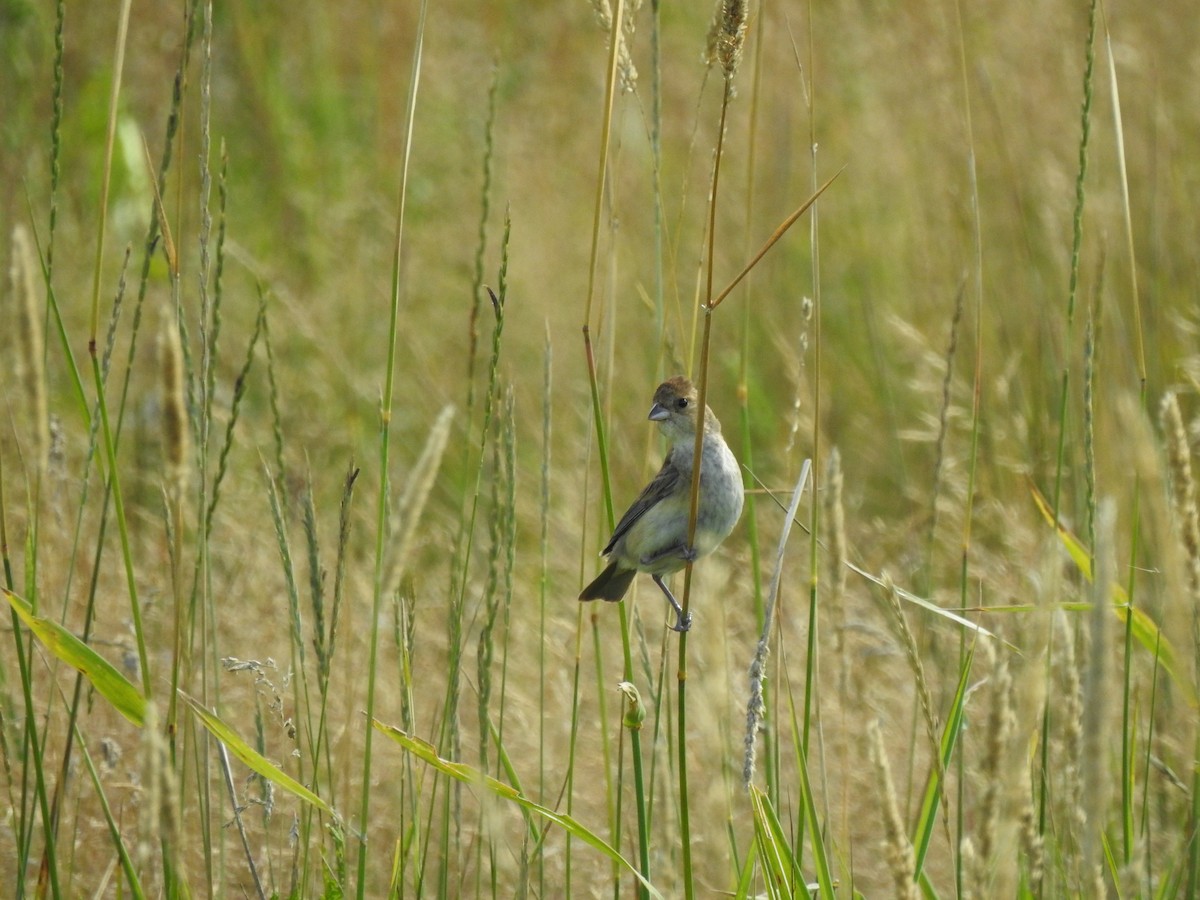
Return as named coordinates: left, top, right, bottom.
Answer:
left=1031, top=481, right=1197, bottom=707
left=912, top=643, right=974, bottom=881
left=4, top=588, right=145, bottom=727
left=732, top=836, right=759, bottom=900
left=791, top=711, right=835, bottom=896
left=748, top=785, right=796, bottom=899
left=180, top=691, right=334, bottom=816
left=373, top=719, right=664, bottom=900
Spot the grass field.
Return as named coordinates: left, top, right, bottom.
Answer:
left=3, top=0, right=1199, bottom=896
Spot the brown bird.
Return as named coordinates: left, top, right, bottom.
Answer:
left=579, top=376, right=743, bottom=631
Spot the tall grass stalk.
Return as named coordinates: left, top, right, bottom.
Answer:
left=670, top=8, right=751, bottom=896
left=46, top=0, right=64, bottom=273
left=308, top=464, right=360, bottom=885
left=191, top=37, right=219, bottom=889
left=744, top=460, right=810, bottom=788
left=19, top=42, right=65, bottom=864
left=9, top=220, right=55, bottom=891
left=35, top=251, right=129, bottom=899
left=677, top=62, right=728, bottom=900
left=1082, top=500, right=1115, bottom=885
left=1041, top=0, right=1099, bottom=861
left=537, top=329, right=552, bottom=897
left=736, top=0, right=769, bottom=805
left=358, top=1, right=429, bottom=895
left=1098, top=24, right=1149, bottom=873
left=2, top=461, right=56, bottom=900
left=475, top=385, right=515, bottom=892
left=1100, top=7, right=1145, bottom=393
left=1160, top=394, right=1200, bottom=895
left=161, top=301, right=189, bottom=750
left=926, top=281, right=966, bottom=590
left=459, top=61, right=500, bottom=525
left=83, top=0, right=151, bottom=707
left=1053, top=0, right=1097, bottom=514
left=580, top=1, right=655, bottom=895
left=683, top=5, right=838, bottom=888
left=951, top=0, right=988, bottom=893
left=12, top=226, right=49, bottom=480
left=799, top=0, right=825, bottom=876
left=76, top=32, right=201, bottom=848
left=440, top=216, right=508, bottom=894
left=262, top=465, right=313, bottom=891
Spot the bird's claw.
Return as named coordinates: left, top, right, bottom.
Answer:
left=650, top=572, right=693, bottom=633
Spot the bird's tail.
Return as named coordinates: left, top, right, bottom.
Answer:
left=578, top=561, right=636, bottom=602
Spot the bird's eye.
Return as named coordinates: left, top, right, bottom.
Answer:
left=676, top=397, right=689, bottom=410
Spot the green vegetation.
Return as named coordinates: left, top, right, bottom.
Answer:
left=2, top=0, right=1198, bottom=896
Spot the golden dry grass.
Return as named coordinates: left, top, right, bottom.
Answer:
left=2, top=1, right=1199, bottom=897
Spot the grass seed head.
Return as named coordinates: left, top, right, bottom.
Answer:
left=591, top=0, right=639, bottom=92
left=868, top=719, right=917, bottom=900
left=707, top=0, right=749, bottom=81
left=1160, top=391, right=1200, bottom=602
left=159, top=305, right=189, bottom=495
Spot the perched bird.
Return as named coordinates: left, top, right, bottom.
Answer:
left=579, top=375, right=743, bottom=631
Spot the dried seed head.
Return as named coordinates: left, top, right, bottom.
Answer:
left=868, top=720, right=917, bottom=900
left=592, top=0, right=640, bottom=93
left=137, top=703, right=183, bottom=889
left=1053, top=611, right=1085, bottom=857
left=706, top=0, right=749, bottom=81
left=1081, top=499, right=1115, bottom=876
left=959, top=837, right=982, bottom=900
left=977, top=643, right=1016, bottom=874
left=743, top=639, right=767, bottom=786
left=159, top=306, right=189, bottom=494
left=1161, top=392, right=1200, bottom=602
left=1019, top=790, right=1045, bottom=894
left=10, top=224, right=49, bottom=473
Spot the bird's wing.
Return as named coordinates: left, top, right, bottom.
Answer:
left=602, top=455, right=684, bottom=555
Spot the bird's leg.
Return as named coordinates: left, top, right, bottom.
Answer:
left=640, top=543, right=697, bottom=567
left=652, top=574, right=692, bottom=632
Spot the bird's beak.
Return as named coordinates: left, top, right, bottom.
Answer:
left=648, top=402, right=670, bottom=422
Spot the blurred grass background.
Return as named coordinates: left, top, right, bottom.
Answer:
left=2, top=0, right=1199, bottom=896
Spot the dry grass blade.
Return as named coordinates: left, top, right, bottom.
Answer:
left=384, top=405, right=456, bottom=598
left=744, top=458, right=811, bottom=787
left=710, top=168, right=842, bottom=310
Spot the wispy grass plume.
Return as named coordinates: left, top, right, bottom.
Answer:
left=1160, top=391, right=1200, bottom=896
left=868, top=719, right=917, bottom=900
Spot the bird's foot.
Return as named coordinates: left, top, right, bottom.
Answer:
left=653, top=574, right=693, bottom=633
left=670, top=610, right=693, bottom=633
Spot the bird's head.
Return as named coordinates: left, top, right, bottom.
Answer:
left=648, top=375, right=720, bottom=441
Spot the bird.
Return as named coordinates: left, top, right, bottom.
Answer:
left=579, top=375, right=743, bottom=632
